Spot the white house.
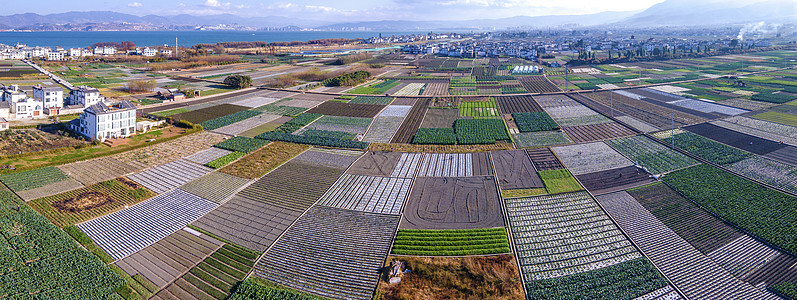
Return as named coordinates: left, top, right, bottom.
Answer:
left=2, top=85, right=44, bottom=118
left=32, top=85, right=64, bottom=115
left=73, top=100, right=137, bottom=141
left=68, top=85, right=105, bottom=107
left=142, top=47, right=158, bottom=57
left=160, top=49, right=172, bottom=56
left=47, top=52, right=64, bottom=61
left=94, top=46, right=116, bottom=56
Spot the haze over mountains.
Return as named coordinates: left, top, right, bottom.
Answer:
left=0, top=0, right=795, bottom=31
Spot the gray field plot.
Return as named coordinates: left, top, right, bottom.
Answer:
left=279, top=99, right=325, bottom=108
left=58, top=157, right=145, bottom=185
left=179, top=172, right=250, bottom=204
left=668, top=99, right=748, bottom=116
left=78, top=189, right=218, bottom=260
left=535, top=94, right=580, bottom=108
left=211, top=113, right=282, bottom=136
left=491, top=149, right=544, bottom=190
left=597, top=191, right=778, bottom=300
left=362, top=116, right=405, bottom=143
left=235, top=160, right=345, bottom=211
left=420, top=108, right=460, bottom=128
left=16, top=178, right=84, bottom=201
left=129, top=159, right=214, bottom=194
left=253, top=206, right=399, bottom=300
left=401, top=176, right=503, bottom=230
left=616, top=115, right=660, bottom=133
left=552, top=142, right=634, bottom=175
left=291, top=148, right=361, bottom=169
left=546, top=105, right=611, bottom=127
left=726, top=156, right=797, bottom=194
left=347, top=151, right=421, bottom=178
left=115, top=228, right=223, bottom=288
left=184, top=147, right=232, bottom=165
left=318, top=174, right=411, bottom=215
left=297, top=115, right=373, bottom=136
left=192, top=195, right=301, bottom=252
left=231, top=96, right=280, bottom=108
left=417, top=152, right=493, bottom=177
left=513, top=131, right=572, bottom=148
left=712, top=116, right=797, bottom=147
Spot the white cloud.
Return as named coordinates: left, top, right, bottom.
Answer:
left=127, top=2, right=143, bottom=7
left=204, top=0, right=230, bottom=7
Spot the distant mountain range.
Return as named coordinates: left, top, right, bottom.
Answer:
left=0, top=0, right=795, bottom=32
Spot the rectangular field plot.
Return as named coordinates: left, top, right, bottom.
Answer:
left=171, top=104, right=250, bottom=124
left=513, top=131, right=572, bottom=148
left=546, top=105, right=611, bottom=127
left=128, top=159, right=213, bottom=194
left=211, top=113, right=281, bottom=136
left=347, top=151, right=421, bottom=178
left=58, top=157, right=145, bottom=185
left=575, top=166, right=656, bottom=195
left=362, top=105, right=412, bottom=143
left=712, top=116, right=797, bottom=147
left=391, top=228, right=510, bottom=256
left=726, top=156, right=797, bottom=194
left=318, top=174, right=411, bottom=215
left=16, top=178, right=84, bottom=201
left=306, top=101, right=385, bottom=118
left=192, top=196, right=301, bottom=252
left=236, top=160, right=346, bottom=212
left=179, top=172, right=250, bottom=204
left=552, top=142, right=634, bottom=175
left=291, top=147, right=361, bottom=169
left=562, top=122, right=636, bottom=143
left=496, top=95, right=544, bottom=114
left=218, top=141, right=310, bottom=180
left=350, top=96, right=394, bottom=105
left=115, top=228, right=223, bottom=289
left=253, top=206, right=399, bottom=300
left=184, top=147, right=232, bottom=165
left=114, top=132, right=226, bottom=168
left=668, top=99, right=748, bottom=116
left=504, top=191, right=641, bottom=282
left=390, top=98, right=430, bottom=143
left=298, top=115, right=372, bottom=136
left=606, top=135, right=699, bottom=174
left=417, top=152, right=493, bottom=177
left=597, top=191, right=777, bottom=300
left=29, top=178, right=156, bottom=227
left=230, top=96, right=279, bottom=108
left=420, top=108, right=459, bottom=128
left=0, top=166, right=72, bottom=192
left=491, top=150, right=543, bottom=190
left=684, top=123, right=786, bottom=156
left=615, top=115, right=659, bottom=133
left=401, top=176, right=503, bottom=230
left=583, top=91, right=704, bottom=129
left=525, top=148, right=564, bottom=171
left=78, top=189, right=218, bottom=260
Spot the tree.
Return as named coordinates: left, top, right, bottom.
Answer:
left=126, top=79, right=157, bottom=92
left=730, top=39, right=739, bottom=49
left=224, top=74, right=253, bottom=89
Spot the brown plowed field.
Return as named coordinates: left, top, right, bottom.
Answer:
left=306, top=101, right=385, bottom=118
left=400, top=176, right=503, bottom=230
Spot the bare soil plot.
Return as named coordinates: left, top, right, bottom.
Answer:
left=211, top=113, right=281, bottom=136
left=534, top=94, right=579, bottom=108
left=235, top=160, right=343, bottom=211
left=422, top=82, right=450, bottom=96
left=711, top=116, right=797, bottom=147
left=184, top=148, right=232, bottom=165
left=306, top=101, right=385, bottom=118
left=179, top=172, right=250, bottom=204
left=401, top=176, right=503, bottom=230
left=115, top=228, right=223, bottom=288
left=519, top=76, right=560, bottom=93
left=128, top=159, right=214, bottom=194
left=230, top=96, right=279, bottom=108
left=575, top=166, right=655, bottom=195
left=552, top=142, right=634, bottom=175
left=253, top=206, right=399, bottom=300
left=318, top=174, right=412, bottom=215
left=218, top=141, right=309, bottom=179
left=616, top=115, right=659, bottom=133
left=562, top=122, right=636, bottom=143
left=347, top=151, right=421, bottom=178
left=597, top=191, right=777, bottom=300
left=491, top=150, right=544, bottom=190
left=16, top=178, right=84, bottom=201
left=0, top=128, right=85, bottom=156
left=419, top=108, right=459, bottom=128
left=584, top=91, right=704, bottom=129
left=114, top=132, right=226, bottom=168
left=525, top=148, right=564, bottom=171
left=77, top=189, right=218, bottom=260
left=391, top=98, right=418, bottom=106
left=171, top=104, right=250, bottom=124
left=290, top=147, right=361, bottom=169
left=417, top=153, right=493, bottom=177
left=763, top=145, right=797, bottom=167
left=390, top=98, right=431, bottom=143
left=684, top=123, right=786, bottom=155
left=496, top=95, right=544, bottom=114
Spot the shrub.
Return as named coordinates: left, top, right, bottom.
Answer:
left=224, top=74, right=253, bottom=89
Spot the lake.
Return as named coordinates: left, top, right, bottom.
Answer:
left=0, top=31, right=426, bottom=49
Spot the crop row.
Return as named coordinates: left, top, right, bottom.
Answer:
left=460, top=98, right=499, bottom=118
left=350, top=96, right=394, bottom=105
left=454, top=119, right=511, bottom=144
left=201, top=110, right=261, bottom=131
left=606, top=135, right=699, bottom=175
left=272, top=113, right=322, bottom=133
left=663, top=164, right=797, bottom=255
left=513, top=112, right=559, bottom=132
left=0, top=166, right=72, bottom=192
left=413, top=128, right=457, bottom=145
left=662, top=131, right=752, bottom=165
left=214, top=136, right=270, bottom=153
left=256, top=131, right=369, bottom=149
left=228, top=278, right=320, bottom=300
left=348, top=80, right=401, bottom=95
left=392, top=228, right=511, bottom=256
left=206, top=151, right=246, bottom=169
left=538, top=169, right=582, bottom=194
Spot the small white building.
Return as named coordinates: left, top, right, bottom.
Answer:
left=73, top=100, right=137, bottom=141
left=0, top=102, right=9, bottom=119
left=32, top=85, right=64, bottom=114
left=142, top=47, right=158, bottom=57
left=160, top=49, right=173, bottom=56
left=1, top=85, right=44, bottom=118
left=47, top=52, right=64, bottom=61
left=94, top=46, right=116, bottom=56
left=0, top=118, right=7, bottom=131
left=68, top=85, right=105, bottom=107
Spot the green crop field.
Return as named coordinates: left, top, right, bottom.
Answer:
left=662, top=132, right=751, bottom=165
left=538, top=169, right=582, bottom=194
left=459, top=99, right=499, bottom=118
left=391, top=228, right=511, bottom=256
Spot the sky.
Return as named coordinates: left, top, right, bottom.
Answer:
left=2, top=0, right=669, bottom=21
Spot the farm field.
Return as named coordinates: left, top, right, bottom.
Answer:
left=179, top=172, right=250, bottom=204
left=77, top=189, right=217, bottom=260
left=306, top=101, right=385, bottom=118
left=538, top=169, right=582, bottom=194
left=753, top=111, right=797, bottom=127
left=712, top=116, right=797, bottom=147
left=562, top=122, right=636, bottom=143
left=253, top=206, right=398, bottom=300
left=362, top=105, right=412, bottom=143
left=417, top=152, right=493, bottom=176
left=393, top=83, right=426, bottom=96
left=171, top=104, right=250, bottom=124
left=512, top=112, right=559, bottom=132
left=29, top=178, right=156, bottom=227
left=526, top=148, right=565, bottom=171
left=0, top=166, right=72, bottom=192
left=213, top=136, right=270, bottom=153
left=496, top=95, right=544, bottom=114
left=491, top=149, right=544, bottom=190
left=513, top=131, right=572, bottom=147
left=662, top=131, right=752, bottom=165
left=390, top=98, right=431, bottom=143
left=299, top=115, right=373, bottom=136
left=350, top=96, right=394, bottom=105
left=552, top=142, right=634, bottom=175
left=184, top=147, right=233, bottom=165
left=518, top=76, right=560, bottom=93
left=401, top=176, right=503, bottom=230
left=128, top=159, right=213, bottom=194
left=582, top=91, right=704, bottom=129
left=391, top=228, right=510, bottom=256
left=504, top=191, right=642, bottom=283
left=318, top=174, right=411, bottom=215
left=218, top=141, right=309, bottom=179
left=575, top=166, right=656, bottom=195
left=376, top=255, right=523, bottom=299
left=0, top=127, right=86, bottom=156
left=421, top=82, right=450, bottom=96
left=684, top=123, right=787, bottom=156
left=115, top=228, right=224, bottom=289
left=210, top=113, right=282, bottom=136
left=606, top=135, right=699, bottom=174
left=460, top=98, right=500, bottom=118
left=114, top=131, right=226, bottom=167
left=347, top=151, right=421, bottom=178
left=597, top=191, right=777, bottom=299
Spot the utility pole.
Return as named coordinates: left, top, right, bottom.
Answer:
left=175, top=37, right=178, bottom=58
